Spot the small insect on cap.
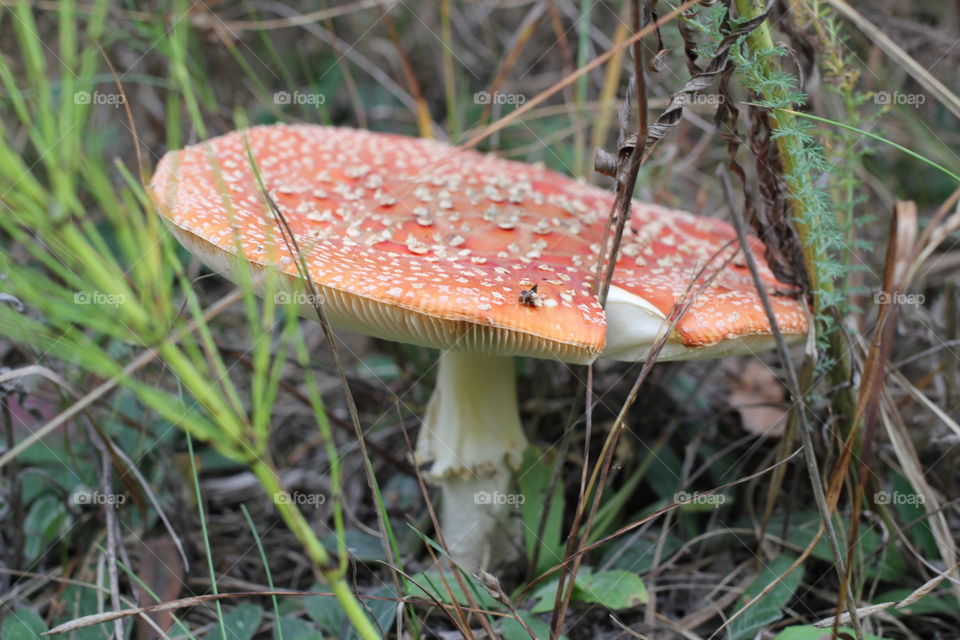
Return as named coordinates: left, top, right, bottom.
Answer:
left=149, top=124, right=610, bottom=364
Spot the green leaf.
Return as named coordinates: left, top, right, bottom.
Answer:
left=768, top=512, right=903, bottom=581
left=529, top=568, right=647, bottom=613
left=591, top=466, right=652, bottom=542
left=528, top=576, right=566, bottom=614
left=405, top=569, right=499, bottom=610
left=207, top=604, right=263, bottom=640
left=499, top=611, right=560, bottom=640
left=647, top=445, right=682, bottom=500
left=1, top=609, right=47, bottom=640
left=273, top=617, right=321, bottom=640
left=727, top=554, right=804, bottom=640
left=19, top=469, right=62, bottom=507
left=305, top=588, right=345, bottom=634
left=600, top=531, right=683, bottom=573
left=362, top=585, right=399, bottom=638
left=890, top=474, right=937, bottom=558
left=773, top=625, right=887, bottom=640
left=577, top=569, right=648, bottom=610
left=322, top=529, right=386, bottom=563
left=55, top=585, right=112, bottom=640
left=519, top=447, right=565, bottom=574
left=308, top=584, right=398, bottom=639
left=23, top=494, right=70, bottom=563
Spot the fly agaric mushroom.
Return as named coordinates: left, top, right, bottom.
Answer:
left=150, top=124, right=807, bottom=570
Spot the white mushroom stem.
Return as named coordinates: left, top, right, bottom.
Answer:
left=415, top=350, right=527, bottom=570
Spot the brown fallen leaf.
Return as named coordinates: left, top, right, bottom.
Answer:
left=133, top=536, right=185, bottom=640
left=728, top=361, right=789, bottom=438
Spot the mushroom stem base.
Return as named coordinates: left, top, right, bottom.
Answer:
left=438, top=473, right=517, bottom=570
left=415, top=350, right=527, bottom=569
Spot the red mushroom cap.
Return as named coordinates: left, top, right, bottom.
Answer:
left=150, top=124, right=807, bottom=363
left=151, top=124, right=609, bottom=363
left=613, top=203, right=808, bottom=348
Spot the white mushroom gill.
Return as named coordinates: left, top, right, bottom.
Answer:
left=415, top=349, right=526, bottom=570
left=601, top=284, right=671, bottom=362
left=602, top=284, right=804, bottom=362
